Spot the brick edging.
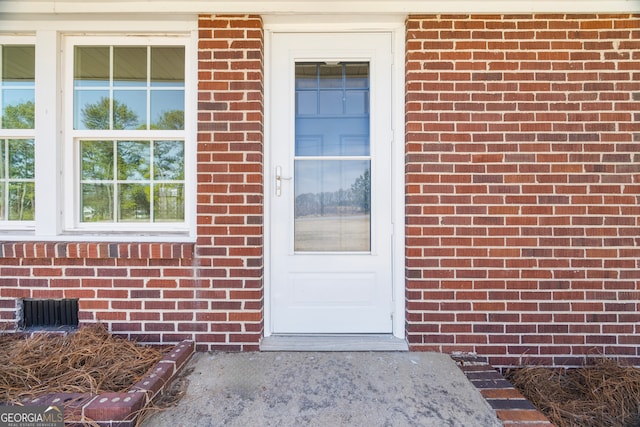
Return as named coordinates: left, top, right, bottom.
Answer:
left=20, top=340, right=194, bottom=427
left=456, top=360, right=555, bottom=427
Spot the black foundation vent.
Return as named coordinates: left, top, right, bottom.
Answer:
left=22, top=299, right=79, bottom=328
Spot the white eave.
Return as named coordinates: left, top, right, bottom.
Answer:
left=0, top=0, right=638, bottom=16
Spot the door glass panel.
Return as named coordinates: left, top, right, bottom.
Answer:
left=294, top=62, right=371, bottom=252
left=294, top=160, right=370, bottom=252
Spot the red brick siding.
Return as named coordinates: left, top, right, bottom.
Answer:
left=2, top=14, right=639, bottom=366
left=0, top=15, right=264, bottom=352
left=0, top=242, right=195, bottom=342
left=405, top=14, right=640, bottom=367
left=197, top=14, right=265, bottom=351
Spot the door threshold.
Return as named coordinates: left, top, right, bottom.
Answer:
left=260, top=334, right=409, bottom=352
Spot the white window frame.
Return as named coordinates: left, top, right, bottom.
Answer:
left=63, top=35, right=194, bottom=237
left=0, top=36, right=36, bottom=233
left=0, top=21, right=197, bottom=242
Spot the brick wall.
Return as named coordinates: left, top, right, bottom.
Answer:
left=0, top=242, right=196, bottom=341
left=196, top=14, right=265, bottom=350
left=405, top=14, right=640, bottom=367
left=0, top=15, right=264, bottom=352
left=2, top=13, right=639, bottom=366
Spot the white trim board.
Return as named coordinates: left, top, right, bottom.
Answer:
left=1, top=0, right=638, bottom=16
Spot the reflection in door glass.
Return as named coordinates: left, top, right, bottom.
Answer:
left=295, top=160, right=370, bottom=252
left=294, top=62, right=371, bottom=252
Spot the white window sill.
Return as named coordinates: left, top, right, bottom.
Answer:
left=0, top=230, right=195, bottom=243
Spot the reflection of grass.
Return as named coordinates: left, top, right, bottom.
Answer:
left=295, top=215, right=370, bottom=252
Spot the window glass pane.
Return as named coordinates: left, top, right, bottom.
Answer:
left=2, top=139, right=35, bottom=221
left=0, top=181, right=4, bottom=221
left=8, top=182, right=34, bottom=220
left=2, top=91, right=34, bottom=129
left=82, top=183, right=114, bottom=222
left=0, top=140, right=4, bottom=177
left=154, top=140, right=184, bottom=180
left=81, top=140, right=114, bottom=181
left=319, top=64, right=342, bottom=89
left=151, top=47, right=185, bottom=87
left=344, top=63, right=368, bottom=88
left=296, top=91, right=317, bottom=116
left=319, top=90, right=342, bottom=115
left=2, top=45, right=35, bottom=130
left=296, top=62, right=370, bottom=157
left=75, top=91, right=110, bottom=130
left=8, top=139, right=34, bottom=179
left=114, top=47, right=146, bottom=87
left=117, top=140, right=150, bottom=180
left=0, top=138, right=35, bottom=222
left=294, top=160, right=370, bottom=252
left=345, top=90, right=368, bottom=115
left=113, top=90, right=146, bottom=129
left=119, top=183, right=150, bottom=221
left=295, top=64, right=317, bottom=89
left=2, top=45, right=35, bottom=85
left=154, top=183, right=184, bottom=222
left=0, top=140, right=4, bottom=220
left=150, top=90, right=184, bottom=130
left=74, top=46, right=109, bottom=87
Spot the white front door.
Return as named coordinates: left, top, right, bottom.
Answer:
left=269, top=32, right=394, bottom=334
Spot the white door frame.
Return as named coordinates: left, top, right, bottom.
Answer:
left=263, top=16, right=406, bottom=340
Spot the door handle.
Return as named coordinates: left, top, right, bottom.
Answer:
left=275, top=166, right=292, bottom=197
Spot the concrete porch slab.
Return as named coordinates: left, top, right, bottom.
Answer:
left=140, top=351, right=503, bottom=427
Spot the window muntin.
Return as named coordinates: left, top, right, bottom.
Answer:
left=71, top=41, right=187, bottom=228
left=0, top=44, right=35, bottom=224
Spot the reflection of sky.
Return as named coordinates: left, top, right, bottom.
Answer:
left=114, top=90, right=146, bottom=128
left=150, top=90, right=184, bottom=124
left=295, top=159, right=369, bottom=195
left=2, top=89, right=34, bottom=107
left=74, top=90, right=107, bottom=129
left=296, top=115, right=369, bottom=156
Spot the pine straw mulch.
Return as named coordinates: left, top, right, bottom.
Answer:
left=0, top=324, right=165, bottom=404
left=506, top=358, right=640, bottom=427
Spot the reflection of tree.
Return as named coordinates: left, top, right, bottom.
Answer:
left=154, top=141, right=184, bottom=180
left=295, top=168, right=370, bottom=218
left=78, top=98, right=184, bottom=222
left=2, top=101, right=36, bottom=220
left=152, top=110, right=184, bottom=130
left=81, top=99, right=139, bottom=221
left=82, top=97, right=139, bottom=130
left=3, top=101, right=35, bottom=129
left=8, top=140, right=35, bottom=221
left=350, top=168, right=370, bottom=212
left=119, top=184, right=150, bottom=220
left=81, top=141, right=114, bottom=222
left=81, top=96, right=184, bottom=131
